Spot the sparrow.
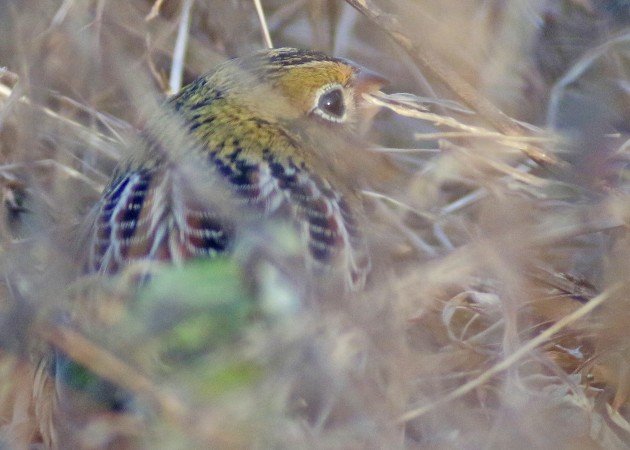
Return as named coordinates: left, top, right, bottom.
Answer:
left=35, top=48, right=390, bottom=448
left=86, top=47, right=387, bottom=290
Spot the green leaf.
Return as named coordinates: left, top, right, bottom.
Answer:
left=130, top=258, right=255, bottom=364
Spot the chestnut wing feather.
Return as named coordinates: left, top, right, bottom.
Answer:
left=88, top=165, right=232, bottom=274
left=88, top=153, right=368, bottom=289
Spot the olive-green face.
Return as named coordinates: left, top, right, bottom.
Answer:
left=274, top=61, right=357, bottom=124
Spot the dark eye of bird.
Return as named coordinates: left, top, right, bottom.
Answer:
left=317, top=88, right=345, bottom=120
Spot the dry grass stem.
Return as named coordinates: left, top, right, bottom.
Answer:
left=169, top=0, right=194, bottom=94
left=346, top=0, right=520, bottom=134
left=398, top=284, right=622, bottom=423
left=365, top=91, right=560, bottom=166
left=145, top=0, right=166, bottom=21
left=0, top=2, right=627, bottom=448
left=253, top=0, right=273, bottom=49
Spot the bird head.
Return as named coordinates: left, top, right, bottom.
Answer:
left=196, top=47, right=387, bottom=133
left=251, top=48, right=387, bottom=129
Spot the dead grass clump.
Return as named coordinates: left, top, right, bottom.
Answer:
left=0, top=0, right=628, bottom=448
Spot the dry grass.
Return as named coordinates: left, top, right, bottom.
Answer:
left=0, top=0, right=628, bottom=448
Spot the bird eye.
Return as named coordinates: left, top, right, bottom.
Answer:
left=315, top=86, right=346, bottom=122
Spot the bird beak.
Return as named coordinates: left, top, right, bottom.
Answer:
left=350, top=67, right=387, bottom=134
left=337, top=57, right=388, bottom=94
left=354, top=67, right=388, bottom=96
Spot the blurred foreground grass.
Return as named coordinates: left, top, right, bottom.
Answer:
left=0, top=1, right=628, bottom=449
